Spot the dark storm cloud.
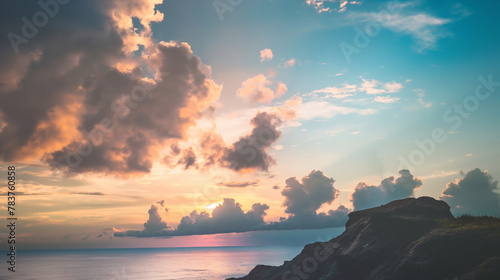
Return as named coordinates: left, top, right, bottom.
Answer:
left=440, top=168, right=500, bottom=216
left=115, top=170, right=349, bottom=238
left=350, top=169, right=422, bottom=211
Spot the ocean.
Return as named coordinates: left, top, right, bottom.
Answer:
left=1, top=246, right=304, bottom=280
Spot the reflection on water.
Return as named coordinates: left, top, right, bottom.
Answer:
left=2, top=246, right=303, bottom=280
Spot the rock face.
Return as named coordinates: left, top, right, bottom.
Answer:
left=228, top=197, right=500, bottom=280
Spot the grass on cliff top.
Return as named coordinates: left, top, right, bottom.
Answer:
left=440, top=215, right=500, bottom=229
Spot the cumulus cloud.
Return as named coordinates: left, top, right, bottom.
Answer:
left=1, top=0, right=296, bottom=177
left=143, top=203, right=170, bottom=234
left=43, top=41, right=221, bottom=176
left=440, top=168, right=500, bottom=216
left=281, top=170, right=338, bottom=215
left=189, top=110, right=284, bottom=173
left=222, top=111, right=282, bottom=172
left=116, top=170, right=349, bottom=237
left=260, top=48, right=273, bottom=62
left=237, top=74, right=287, bottom=103
left=0, top=0, right=223, bottom=177
left=116, top=198, right=270, bottom=237
left=270, top=170, right=348, bottom=230
left=350, top=170, right=422, bottom=211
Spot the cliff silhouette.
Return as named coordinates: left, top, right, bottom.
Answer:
left=228, top=197, right=500, bottom=280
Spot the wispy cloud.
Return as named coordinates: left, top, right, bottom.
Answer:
left=298, top=101, right=376, bottom=120
left=217, top=181, right=260, bottom=188
left=311, top=84, right=357, bottom=99
left=374, top=95, right=400, bottom=104
left=309, top=78, right=404, bottom=103
left=349, top=11, right=453, bottom=50
left=284, top=58, right=297, bottom=68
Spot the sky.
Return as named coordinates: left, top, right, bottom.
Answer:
left=0, top=0, right=499, bottom=250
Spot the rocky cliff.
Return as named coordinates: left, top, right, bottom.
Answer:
left=228, top=197, right=500, bottom=280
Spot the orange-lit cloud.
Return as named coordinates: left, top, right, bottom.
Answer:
left=237, top=74, right=287, bottom=104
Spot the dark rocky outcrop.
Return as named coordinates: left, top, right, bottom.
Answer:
left=228, top=197, right=500, bottom=280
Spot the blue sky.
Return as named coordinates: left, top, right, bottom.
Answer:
left=149, top=0, right=500, bottom=195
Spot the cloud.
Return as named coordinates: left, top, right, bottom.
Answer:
left=413, top=89, right=433, bottom=108
left=374, top=96, right=400, bottom=103
left=0, top=0, right=222, bottom=177
left=217, top=181, right=259, bottom=188
left=70, top=192, right=105, bottom=196
left=420, top=170, right=459, bottom=180
left=306, top=0, right=361, bottom=13
left=311, top=84, right=357, bottom=99
left=384, top=81, right=404, bottom=93
left=222, top=111, right=282, bottom=172
left=269, top=205, right=349, bottom=230
left=382, top=13, right=451, bottom=49
left=297, top=101, right=376, bottom=120
left=193, top=110, right=285, bottom=173
left=309, top=78, right=404, bottom=104
left=116, top=198, right=270, bottom=237
left=43, top=41, right=221, bottom=176
left=268, top=170, right=348, bottom=230
left=260, top=48, right=273, bottom=62
left=350, top=11, right=453, bottom=50
left=177, top=148, right=198, bottom=170
left=237, top=74, right=287, bottom=103
left=281, top=170, right=338, bottom=215
left=0, top=0, right=297, bottom=178
left=143, top=203, right=170, bottom=234
left=440, top=168, right=500, bottom=216
left=350, top=169, right=422, bottom=211
left=273, top=145, right=283, bottom=151
left=284, top=58, right=296, bottom=68
left=116, top=170, right=349, bottom=237
left=360, top=79, right=403, bottom=95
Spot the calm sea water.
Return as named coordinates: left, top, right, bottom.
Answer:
left=1, top=246, right=303, bottom=280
